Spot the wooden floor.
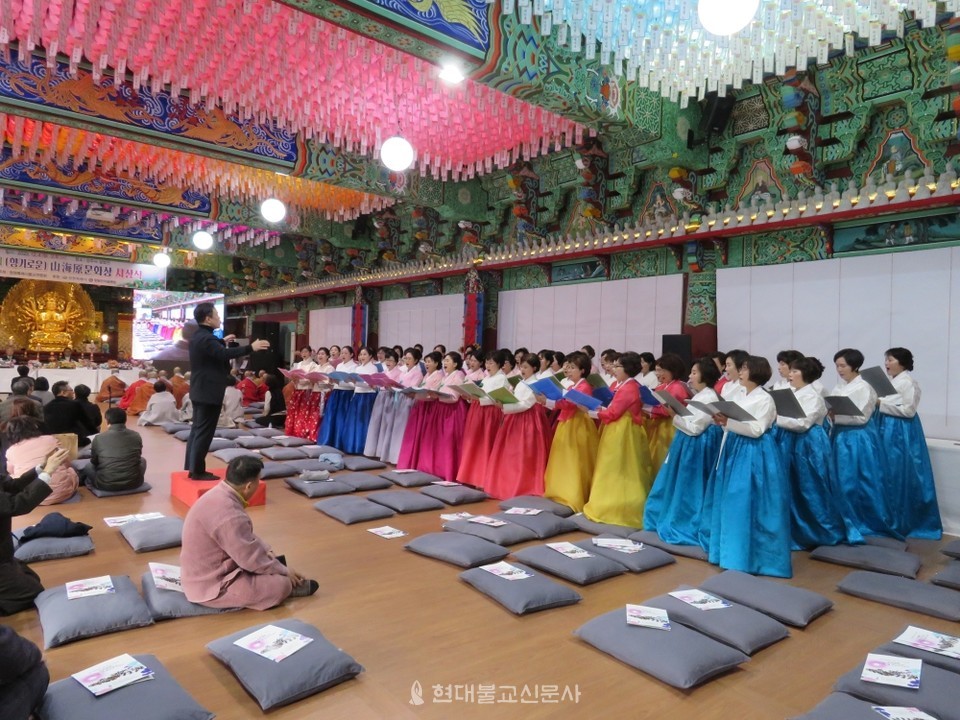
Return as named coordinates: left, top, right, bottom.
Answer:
left=6, top=423, right=959, bottom=720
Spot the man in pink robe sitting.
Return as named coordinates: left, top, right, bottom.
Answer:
left=180, top=456, right=317, bottom=610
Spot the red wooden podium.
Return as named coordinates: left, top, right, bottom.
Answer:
left=170, top=470, right=267, bottom=508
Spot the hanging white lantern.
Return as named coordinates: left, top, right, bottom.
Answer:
left=380, top=136, right=414, bottom=172
left=697, top=0, right=759, bottom=36
left=153, top=252, right=171, bottom=268
left=192, top=230, right=214, bottom=250
left=260, top=198, right=286, bottom=223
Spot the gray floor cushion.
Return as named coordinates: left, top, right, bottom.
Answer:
left=700, top=570, right=833, bottom=628
left=342, top=456, right=386, bottom=471
left=810, top=544, right=922, bottom=578
left=314, top=496, right=396, bottom=524
left=834, top=655, right=960, bottom=720
left=629, top=530, right=710, bottom=561
left=212, top=447, right=258, bottom=463
left=443, top=517, right=539, bottom=546
left=366, top=490, right=445, bottom=513
left=570, top=513, right=639, bottom=538
left=235, top=436, right=277, bottom=449
left=791, top=693, right=891, bottom=720
left=35, top=574, right=154, bottom=648
left=259, top=462, right=297, bottom=479
left=643, top=586, right=789, bottom=655
left=285, top=458, right=339, bottom=473
left=836, top=570, right=960, bottom=621
left=13, top=531, right=94, bottom=562
left=379, top=470, right=442, bottom=487
left=87, top=482, right=152, bottom=498
left=208, top=437, right=238, bottom=452
left=864, top=535, right=909, bottom=551
left=405, top=532, right=509, bottom=568
left=460, top=562, right=582, bottom=614
left=174, top=429, right=192, bottom=442
left=259, top=446, right=308, bottom=461
left=314, top=445, right=342, bottom=455
left=574, top=607, right=749, bottom=689
left=572, top=536, right=676, bottom=573
left=248, top=427, right=285, bottom=438
left=214, top=428, right=247, bottom=439
left=38, top=653, right=214, bottom=720
left=874, top=637, right=960, bottom=676
left=490, top=511, right=578, bottom=539
left=207, top=618, right=363, bottom=711
left=337, top=472, right=394, bottom=491
left=140, top=572, right=239, bottom=620
left=931, top=560, right=960, bottom=590
left=161, top=422, right=191, bottom=434
left=941, top=538, right=960, bottom=559
left=420, top=484, right=488, bottom=505
left=272, top=435, right=311, bottom=447
left=119, top=517, right=183, bottom=553
left=299, top=445, right=335, bottom=459
left=499, top=495, right=574, bottom=518
left=285, top=477, right=354, bottom=498
left=512, top=544, right=625, bottom=585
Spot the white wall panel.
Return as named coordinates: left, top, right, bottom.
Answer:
left=654, top=275, right=686, bottom=353
left=598, top=280, right=629, bottom=351
left=718, top=247, right=959, bottom=440
left=574, top=283, right=603, bottom=353
left=379, top=295, right=462, bottom=353
left=307, top=307, right=352, bottom=349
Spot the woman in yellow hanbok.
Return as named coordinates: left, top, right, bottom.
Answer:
left=646, top=353, right=691, bottom=472
left=583, top=352, right=655, bottom=527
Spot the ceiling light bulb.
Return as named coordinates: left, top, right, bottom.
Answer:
left=698, top=0, right=759, bottom=36
left=380, top=136, right=414, bottom=172
left=439, top=62, right=465, bottom=84
left=153, top=252, right=171, bottom=268
left=192, top=230, right=214, bottom=250
left=260, top=198, right=286, bottom=223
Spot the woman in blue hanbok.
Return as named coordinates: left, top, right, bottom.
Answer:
left=705, top=356, right=792, bottom=578
left=829, top=348, right=895, bottom=538
left=338, top=346, right=378, bottom=454
left=644, top=357, right=722, bottom=546
left=876, top=347, right=941, bottom=539
left=316, top=345, right=357, bottom=449
left=776, top=357, right=862, bottom=549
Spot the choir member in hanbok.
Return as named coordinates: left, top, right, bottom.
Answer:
left=484, top=353, right=551, bottom=499
left=540, top=352, right=598, bottom=512
left=771, top=350, right=803, bottom=390
left=644, top=357, right=722, bottom=546
left=776, top=357, right=861, bottom=549
left=704, top=356, right=792, bottom=577
left=329, top=345, right=342, bottom=367
left=829, top=348, right=895, bottom=538
left=719, top=349, right=748, bottom=400
left=463, top=350, right=486, bottom=383
left=638, top=352, right=659, bottom=389
left=396, top=352, right=445, bottom=471
left=876, top=347, right=941, bottom=539
left=339, top=346, right=378, bottom=454
left=646, top=353, right=691, bottom=472
left=316, top=345, right=356, bottom=448
left=375, top=349, right=423, bottom=464
left=456, top=350, right=511, bottom=488
left=302, top=347, right=334, bottom=442
left=286, top=346, right=318, bottom=439
left=418, top=352, right=468, bottom=482
left=363, top=350, right=405, bottom=461
left=582, top=352, right=655, bottom=527
left=502, top=351, right=521, bottom=378
left=599, top=349, right=619, bottom=387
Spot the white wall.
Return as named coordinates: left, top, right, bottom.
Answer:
left=717, top=246, right=960, bottom=440
left=307, top=307, right=353, bottom=349
left=498, top=275, right=684, bottom=354
left=378, top=294, right=464, bottom=352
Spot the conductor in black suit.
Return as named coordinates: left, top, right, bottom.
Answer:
left=185, top=303, right=269, bottom=480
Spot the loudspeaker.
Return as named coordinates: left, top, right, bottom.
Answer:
left=248, top=321, right=282, bottom=375
left=661, top=334, right=693, bottom=372
left=251, top=321, right=281, bottom=348
left=699, top=93, right=735, bottom=136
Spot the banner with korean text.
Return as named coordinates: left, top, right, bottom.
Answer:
left=0, top=246, right=166, bottom=288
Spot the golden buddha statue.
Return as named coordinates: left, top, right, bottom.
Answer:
left=0, top=281, right=95, bottom=353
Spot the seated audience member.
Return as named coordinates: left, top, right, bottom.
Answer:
left=137, top=382, right=180, bottom=426
left=171, top=367, right=189, bottom=408
left=180, top=393, right=194, bottom=422
left=82, top=408, right=146, bottom=492
left=127, top=372, right=159, bottom=416
left=0, top=380, right=42, bottom=426
left=96, top=368, right=127, bottom=403
left=43, top=381, right=98, bottom=447
left=0, top=625, right=49, bottom=719
left=237, top=371, right=259, bottom=406
left=180, top=456, right=317, bottom=610
left=217, top=376, right=245, bottom=428
left=9, top=366, right=33, bottom=394
left=254, top=373, right=287, bottom=428
left=30, top=377, right=54, bottom=407
left=73, top=384, right=102, bottom=434
left=4, top=418, right=79, bottom=505
left=0, top=447, right=70, bottom=614
left=118, top=370, right=149, bottom=410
